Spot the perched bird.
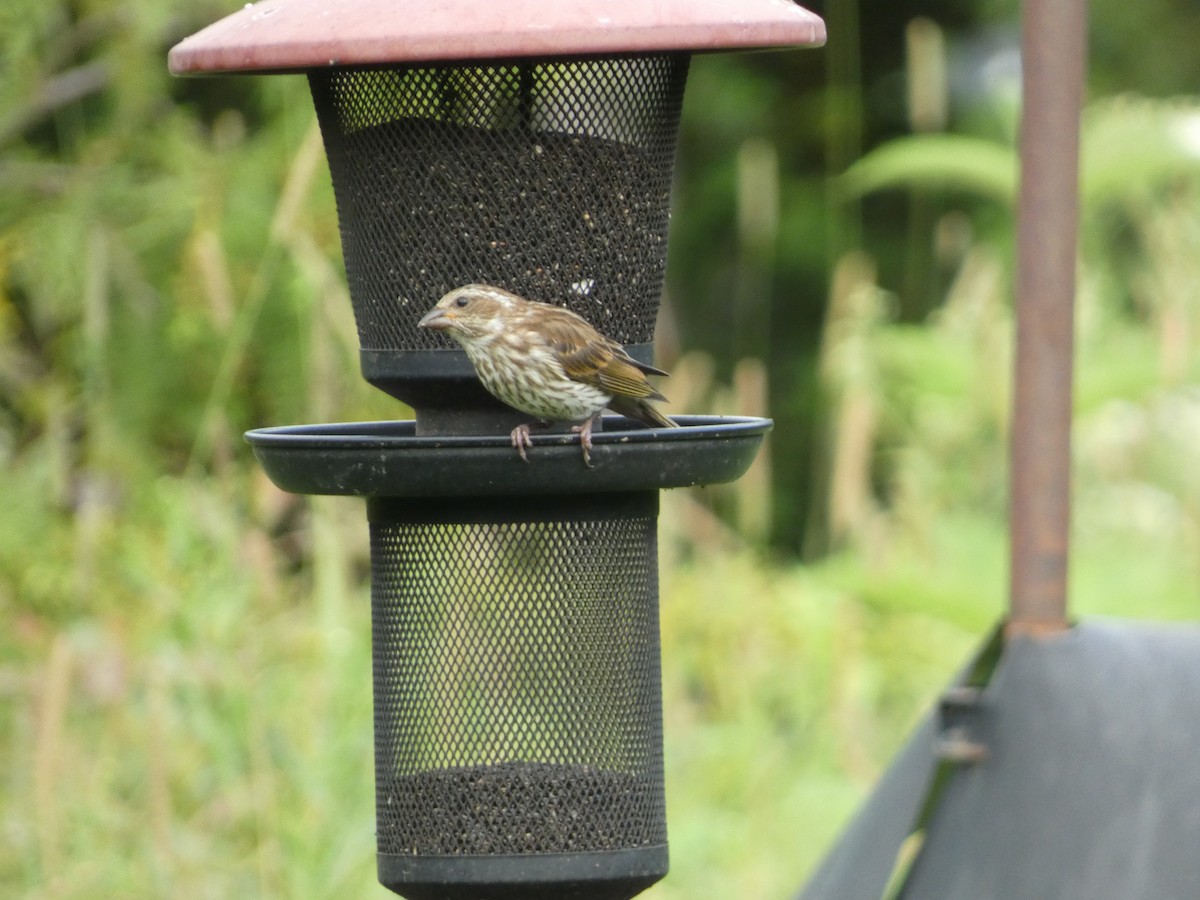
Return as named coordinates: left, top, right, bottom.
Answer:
left=417, top=284, right=677, bottom=465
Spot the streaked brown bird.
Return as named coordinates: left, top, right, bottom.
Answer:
left=417, top=284, right=677, bottom=465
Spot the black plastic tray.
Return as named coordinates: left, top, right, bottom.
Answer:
left=246, top=415, right=771, bottom=497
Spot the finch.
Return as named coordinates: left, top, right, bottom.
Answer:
left=417, top=284, right=677, bottom=465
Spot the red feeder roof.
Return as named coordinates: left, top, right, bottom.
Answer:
left=169, top=0, right=825, bottom=75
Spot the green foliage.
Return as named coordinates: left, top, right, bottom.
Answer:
left=2, top=0, right=1200, bottom=898
left=841, top=98, right=1200, bottom=214
left=839, top=135, right=1017, bottom=204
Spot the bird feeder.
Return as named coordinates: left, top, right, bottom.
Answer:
left=170, top=2, right=824, bottom=898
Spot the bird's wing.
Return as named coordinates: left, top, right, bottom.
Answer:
left=539, top=309, right=665, bottom=401
left=594, top=343, right=668, bottom=400
left=630, top=358, right=670, bottom=378
left=597, top=354, right=667, bottom=401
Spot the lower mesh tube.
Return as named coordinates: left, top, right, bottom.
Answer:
left=367, top=492, right=667, bottom=899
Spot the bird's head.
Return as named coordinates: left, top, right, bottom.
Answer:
left=417, top=284, right=518, bottom=343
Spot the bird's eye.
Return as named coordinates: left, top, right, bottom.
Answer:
left=455, top=296, right=469, bottom=308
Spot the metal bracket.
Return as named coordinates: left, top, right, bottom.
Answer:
left=935, top=686, right=988, bottom=764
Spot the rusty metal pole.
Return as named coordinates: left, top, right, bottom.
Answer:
left=1008, top=0, right=1088, bottom=635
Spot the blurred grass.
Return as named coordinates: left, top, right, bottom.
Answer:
left=2, top=2, right=1200, bottom=899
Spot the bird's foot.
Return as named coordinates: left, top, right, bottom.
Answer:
left=570, top=416, right=598, bottom=467
left=510, top=423, right=534, bottom=463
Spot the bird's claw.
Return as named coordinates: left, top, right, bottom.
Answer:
left=571, top=417, right=596, bottom=468
left=510, top=423, right=533, bottom=463
left=510, top=419, right=595, bottom=466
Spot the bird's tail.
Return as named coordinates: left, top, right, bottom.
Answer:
left=609, top=396, right=679, bottom=429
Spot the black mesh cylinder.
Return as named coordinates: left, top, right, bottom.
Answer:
left=368, top=492, right=667, bottom=900
left=308, top=55, right=689, bottom=430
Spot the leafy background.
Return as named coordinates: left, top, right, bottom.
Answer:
left=2, top=0, right=1200, bottom=897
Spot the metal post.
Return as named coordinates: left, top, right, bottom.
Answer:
left=1008, top=0, right=1088, bottom=635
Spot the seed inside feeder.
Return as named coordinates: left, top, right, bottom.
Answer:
left=379, top=762, right=664, bottom=856
left=310, top=61, right=686, bottom=352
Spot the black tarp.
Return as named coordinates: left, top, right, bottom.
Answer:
left=800, top=620, right=1200, bottom=899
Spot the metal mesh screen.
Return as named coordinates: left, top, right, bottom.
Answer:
left=309, top=54, right=689, bottom=352
left=368, top=494, right=666, bottom=857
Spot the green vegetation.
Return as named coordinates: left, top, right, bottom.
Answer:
left=3, top=1, right=1200, bottom=898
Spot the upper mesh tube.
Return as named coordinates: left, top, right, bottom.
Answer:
left=309, top=54, right=689, bottom=352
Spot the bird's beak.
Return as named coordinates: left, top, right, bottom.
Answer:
left=417, top=307, right=454, bottom=330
